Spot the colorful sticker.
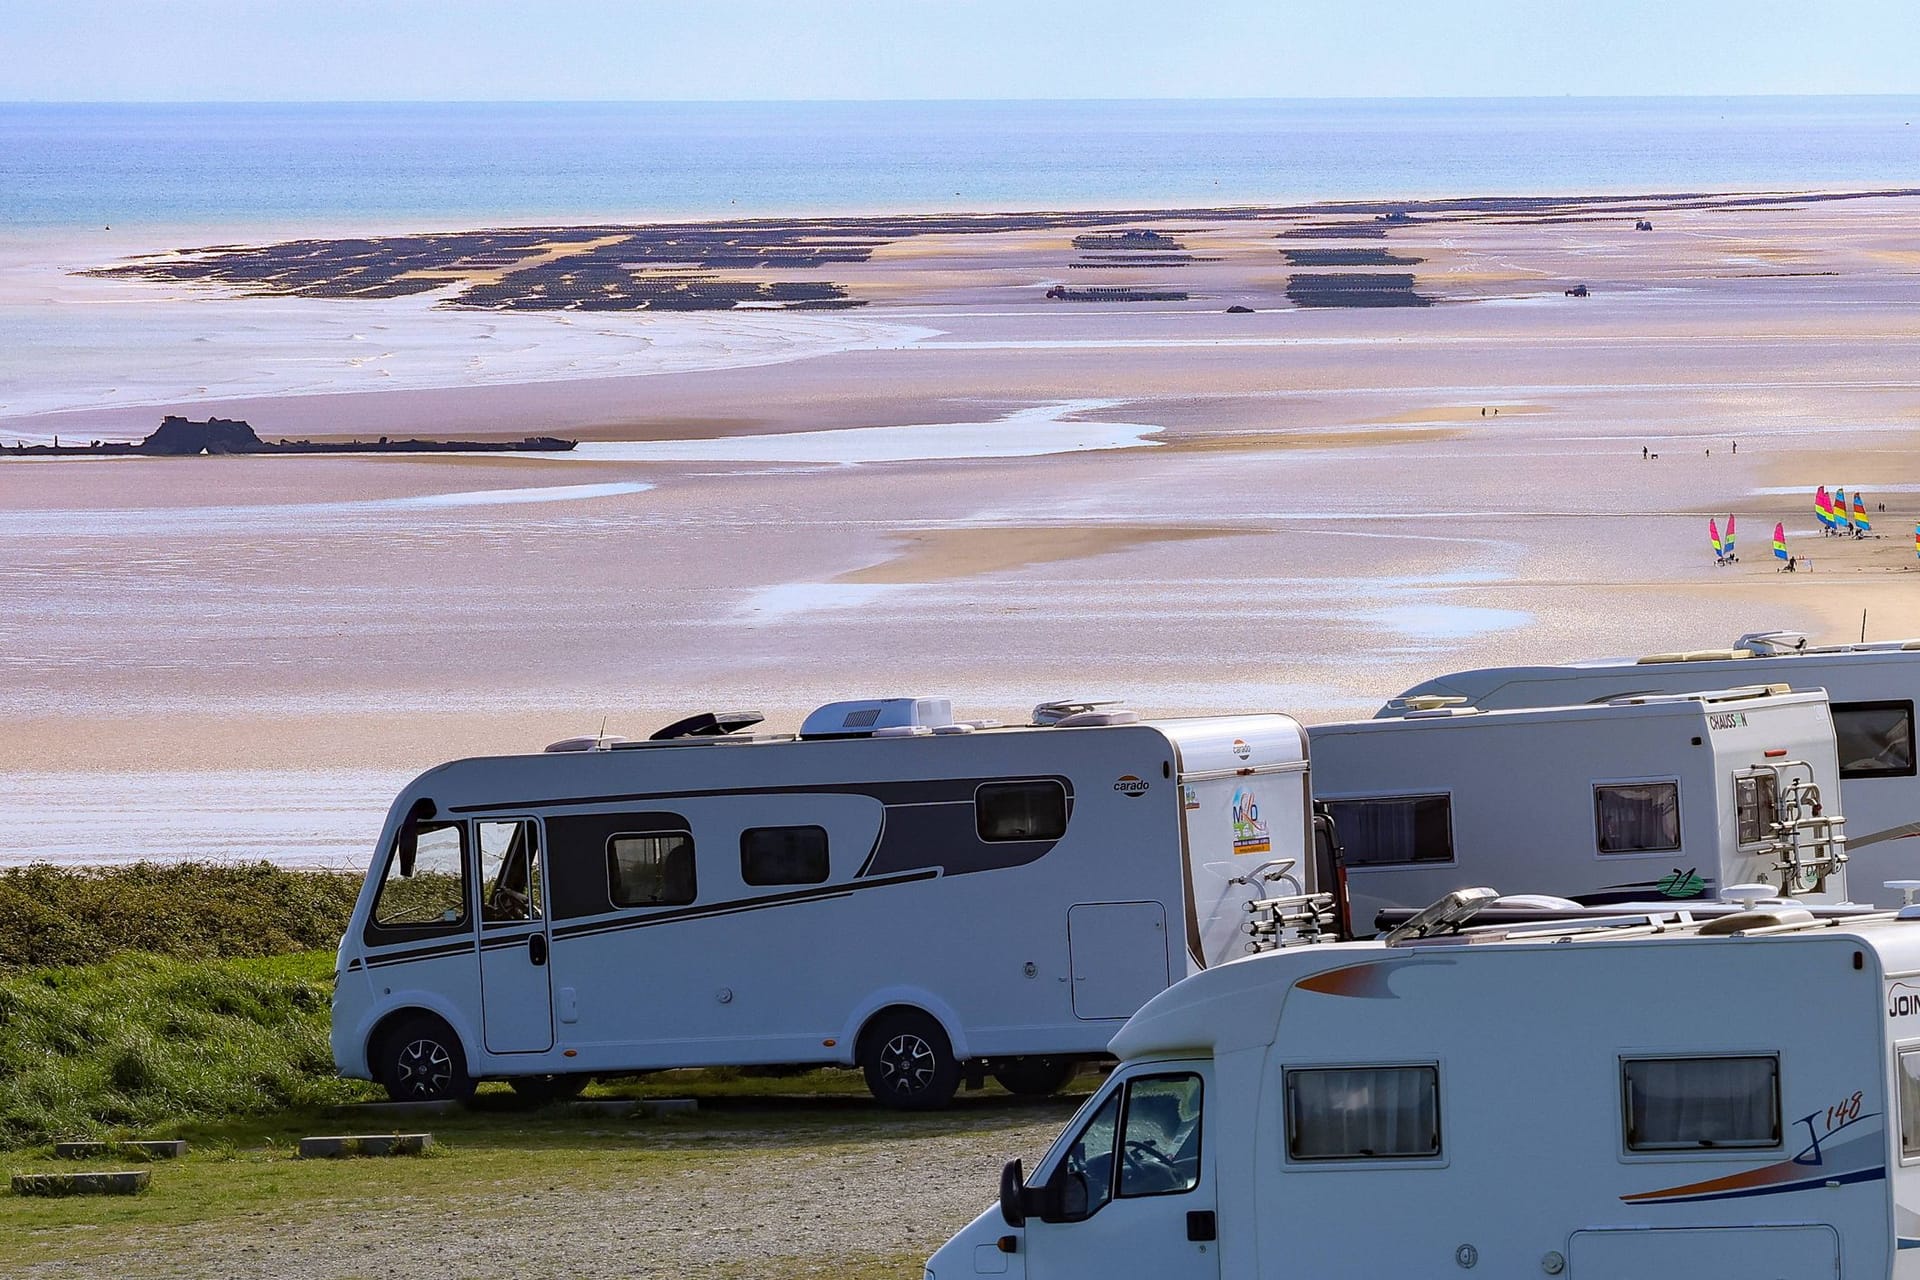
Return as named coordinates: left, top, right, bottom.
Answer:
left=1182, top=785, right=1200, bottom=811
left=1113, top=774, right=1149, bottom=798
left=1232, top=786, right=1270, bottom=855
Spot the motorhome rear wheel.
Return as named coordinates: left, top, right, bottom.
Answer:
left=860, top=1010, right=961, bottom=1109
left=377, top=1013, right=476, bottom=1103
left=991, top=1056, right=1081, bottom=1098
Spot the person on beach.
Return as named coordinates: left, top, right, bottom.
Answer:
left=1643, top=446, right=1649, bottom=459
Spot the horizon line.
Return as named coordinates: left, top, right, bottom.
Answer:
left=7, top=91, right=1920, bottom=107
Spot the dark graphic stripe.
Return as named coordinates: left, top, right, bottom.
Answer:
left=365, top=938, right=478, bottom=969
left=551, top=869, right=938, bottom=943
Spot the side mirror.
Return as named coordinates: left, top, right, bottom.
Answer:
left=999, top=1159, right=1026, bottom=1228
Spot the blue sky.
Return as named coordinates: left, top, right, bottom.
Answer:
left=4, top=0, right=1918, bottom=101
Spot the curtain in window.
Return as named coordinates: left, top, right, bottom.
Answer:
left=1901, top=1051, right=1920, bottom=1159
left=1595, top=783, right=1680, bottom=853
left=1626, top=1057, right=1776, bottom=1148
left=1288, top=1067, right=1437, bottom=1158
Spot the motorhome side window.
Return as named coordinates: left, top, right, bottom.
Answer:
left=976, top=780, right=1068, bottom=842
left=1622, top=1055, right=1780, bottom=1151
left=478, top=819, right=542, bottom=921
left=1734, top=774, right=1778, bottom=847
left=1318, top=796, right=1453, bottom=867
left=608, top=831, right=696, bottom=907
left=372, top=822, right=468, bottom=928
left=1285, top=1065, right=1440, bottom=1161
left=1900, top=1049, right=1920, bottom=1160
left=1594, top=782, right=1681, bottom=854
left=740, top=826, right=829, bottom=886
left=1833, top=700, right=1917, bottom=780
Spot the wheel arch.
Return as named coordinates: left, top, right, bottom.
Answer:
left=844, top=988, right=970, bottom=1064
left=363, top=997, right=477, bottom=1075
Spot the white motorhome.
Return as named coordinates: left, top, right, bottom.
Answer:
left=931, top=890, right=1920, bottom=1280
left=1384, top=630, right=1920, bottom=905
left=330, top=699, right=1332, bottom=1108
left=1310, top=685, right=1849, bottom=931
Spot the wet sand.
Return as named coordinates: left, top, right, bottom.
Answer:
left=7, top=191, right=1920, bottom=864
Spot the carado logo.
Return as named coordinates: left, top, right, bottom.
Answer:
left=1114, top=775, right=1149, bottom=798
left=1231, top=739, right=1252, bottom=761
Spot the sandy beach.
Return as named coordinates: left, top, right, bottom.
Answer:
left=7, top=190, right=1920, bottom=865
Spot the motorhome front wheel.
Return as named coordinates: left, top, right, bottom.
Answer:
left=860, top=1011, right=960, bottom=1109
left=378, top=1013, right=476, bottom=1103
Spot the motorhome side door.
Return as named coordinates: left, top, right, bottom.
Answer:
left=476, top=818, right=555, bottom=1054
left=1022, top=1064, right=1217, bottom=1280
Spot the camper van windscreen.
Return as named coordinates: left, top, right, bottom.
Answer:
left=1833, top=700, right=1917, bottom=779
left=373, top=823, right=468, bottom=928
left=1285, top=1065, right=1440, bottom=1161
left=1594, top=783, right=1682, bottom=854
left=1899, top=1049, right=1920, bottom=1159
left=1622, top=1056, right=1779, bottom=1152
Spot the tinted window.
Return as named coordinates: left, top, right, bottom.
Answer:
left=1320, top=796, right=1453, bottom=867
left=1595, top=782, right=1681, bottom=853
left=1286, top=1065, right=1440, bottom=1160
left=977, top=781, right=1068, bottom=842
left=1118, top=1074, right=1203, bottom=1197
left=1734, top=774, right=1777, bottom=847
left=1834, top=700, right=1917, bottom=779
left=741, top=825, right=829, bottom=886
left=1623, top=1055, right=1779, bottom=1151
left=608, top=832, right=696, bottom=907
left=1901, top=1049, right=1920, bottom=1160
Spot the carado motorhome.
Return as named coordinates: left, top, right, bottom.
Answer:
left=1384, top=630, right=1920, bottom=905
left=330, top=699, right=1335, bottom=1108
left=1310, top=684, right=1849, bottom=929
left=930, top=889, right=1920, bottom=1280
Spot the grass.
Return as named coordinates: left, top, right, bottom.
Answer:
left=0, top=862, right=360, bottom=971
left=0, top=950, right=378, bottom=1148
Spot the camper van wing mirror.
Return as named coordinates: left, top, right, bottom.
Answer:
left=999, top=1159, right=1027, bottom=1227
left=396, top=798, right=437, bottom=878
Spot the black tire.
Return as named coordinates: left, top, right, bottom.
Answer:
left=860, top=1011, right=961, bottom=1109
left=507, top=1074, right=590, bottom=1106
left=376, top=1013, right=476, bottom=1103
left=992, top=1056, right=1081, bottom=1098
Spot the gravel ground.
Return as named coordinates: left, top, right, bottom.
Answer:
left=18, top=1104, right=1080, bottom=1280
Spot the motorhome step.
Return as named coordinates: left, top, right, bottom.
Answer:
left=566, top=1099, right=698, bottom=1118
left=51, top=1140, right=186, bottom=1160
left=296, top=1133, right=435, bottom=1159
left=12, top=1170, right=150, bottom=1196
left=337, top=1100, right=462, bottom=1119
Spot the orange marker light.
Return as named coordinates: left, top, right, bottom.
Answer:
left=823, top=1039, right=837, bottom=1047
left=1764, top=749, right=1788, bottom=758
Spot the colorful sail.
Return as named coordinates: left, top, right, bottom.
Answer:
left=1914, top=523, right=1919, bottom=559
left=1725, top=515, right=1736, bottom=559
left=1853, top=492, right=1871, bottom=533
left=1815, top=486, right=1834, bottom=529
left=1773, top=522, right=1789, bottom=562
left=1709, top=518, right=1724, bottom=560
left=1835, top=488, right=1853, bottom=531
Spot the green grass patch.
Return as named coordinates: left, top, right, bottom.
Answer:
left=0, top=949, right=379, bottom=1147
left=0, top=862, right=360, bottom=971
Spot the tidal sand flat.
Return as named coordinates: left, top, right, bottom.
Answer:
left=8, top=191, right=1920, bottom=863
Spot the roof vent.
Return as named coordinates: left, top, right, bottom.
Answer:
left=1736, top=630, right=1808, bottom=656
left=800, top=697, right=954, bottom=739
left=1032, top=698, right=1130, bottom=726
left=545, top=734, right=630, bottom=753
left=650, top=710, right=766, bottom=741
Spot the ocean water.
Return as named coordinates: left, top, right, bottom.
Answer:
left=4, top=97, right=1920, bottom=233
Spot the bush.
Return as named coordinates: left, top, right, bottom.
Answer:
left=0, top=863, right=361, bottom=971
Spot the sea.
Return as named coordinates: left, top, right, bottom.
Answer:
left=5, top=96, right=1920, bottom=233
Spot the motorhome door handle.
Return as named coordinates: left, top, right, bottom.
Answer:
left=1186, top=1210, right=1216, bottom=1242
left=528, top=934, right=548, bottom=967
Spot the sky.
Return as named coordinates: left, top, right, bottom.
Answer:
left=3, top=0, right=1919, bottom=102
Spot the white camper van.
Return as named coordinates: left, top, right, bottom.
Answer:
left=1310, top=685, right=1849, bottom=930
left=1384, top=630, right=1920, bottom=905
left=931, top=890, right=1920, bottom=1280
left=330, top=699, right=1334, bottom=1108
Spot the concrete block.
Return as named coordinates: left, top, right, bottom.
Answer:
left=566, top=1098, right=698, bottom=1118
left=12, top=1170, right=150, bottom=1196
left=297, top=1133, right=435, bottom=1159
left=52, top=1140, right=186, bottom=1160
